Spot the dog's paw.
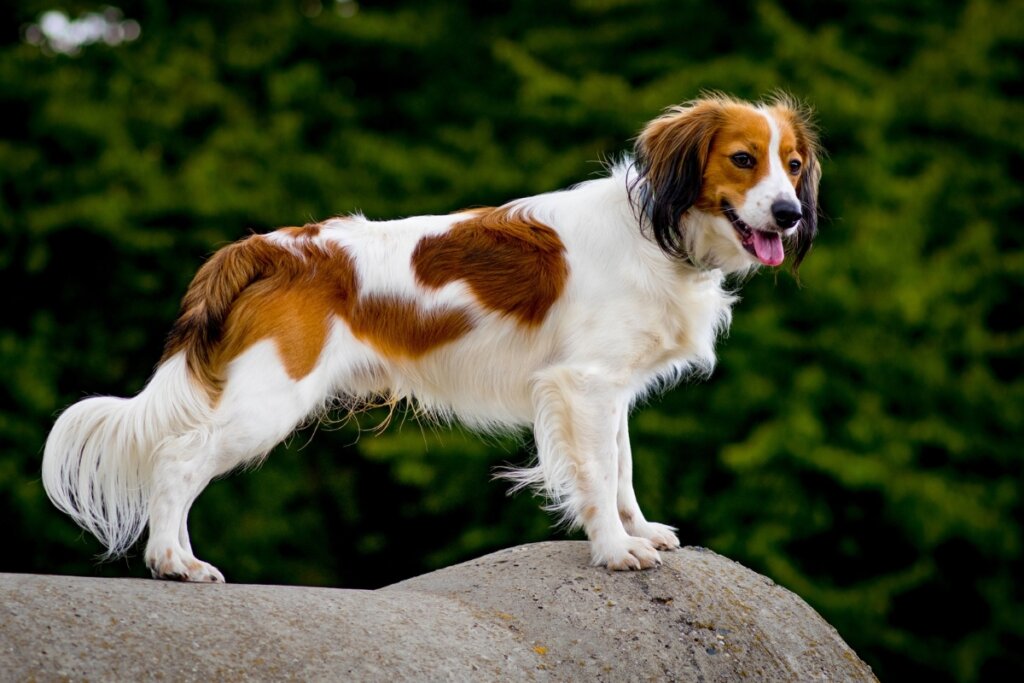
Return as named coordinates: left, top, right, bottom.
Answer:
left=146, top=546, right=225, bottom=583
left=628, top=521, right=681, bottom=551
left=180, top=559, right=225, bottom=583
left=591, top=536, right=662, bottom=571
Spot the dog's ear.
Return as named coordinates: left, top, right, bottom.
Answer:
left=785, top=101, right=822, bottom=272
left=793, top=149, right=821, bottom=270
left=631, top=99, right=723, bottom=259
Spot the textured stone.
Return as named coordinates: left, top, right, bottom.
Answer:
left=0, top=542, right=875, bottom=681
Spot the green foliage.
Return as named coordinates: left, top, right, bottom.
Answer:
left=2, top=1, right=1021, bottom=680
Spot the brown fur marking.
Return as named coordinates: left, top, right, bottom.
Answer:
left=694, top=104, right=773, bottom=213
left=636, top=98, right=723, bottom=199
left=412, top=206, right=568, bottom=327
left=347, top=294, right=474, bottom=359
left=165, top=228, right=476, bottom=400
left=162, top=235, right=287, bottom=395
left=278, top=224, right=322, bottom=240
left=768, top=100, right=821, bottom=198
left=638, top=94, right=817, bottom=220
left=218, top=276, right=338, bottom=383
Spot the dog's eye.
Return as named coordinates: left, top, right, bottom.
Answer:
left=789, top=159, right=802, bottom=174
left=730, top=153, right=755, bottom=169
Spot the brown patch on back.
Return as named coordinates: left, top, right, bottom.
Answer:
left=411, top=206, right=568, bottom=326
left=165, top=231, right=476, bottom=401
left=695, top=104, right=773, bottom=212
left=167, top=238, right=356, bottom=396
left=215, top=256, right=346, bottom=383
left=277, top=224, right=322, bottom=240
left=162, top=235, right=290, bottom=395
left=347, top=295, right=473, bottom=359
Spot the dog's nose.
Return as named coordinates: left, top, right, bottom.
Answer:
left=771, top=200, right=802, bottom=230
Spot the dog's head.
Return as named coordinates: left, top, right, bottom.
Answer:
left=631, top=93, right=821, bottom=274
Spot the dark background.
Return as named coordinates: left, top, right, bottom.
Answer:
left=2, top=1, right=1022, bottom=680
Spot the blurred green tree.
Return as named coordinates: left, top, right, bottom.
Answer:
left=1, top=1, right=1021, bottom=680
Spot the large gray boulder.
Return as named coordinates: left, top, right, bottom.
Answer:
left=1, top=542, right=876, bottom=681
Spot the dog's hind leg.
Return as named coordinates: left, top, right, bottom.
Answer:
left=145, top=340, right=338, bottom=582
left=144, top=433, right=225, bottom=582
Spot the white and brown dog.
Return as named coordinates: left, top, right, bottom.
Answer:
left=43, top=93, right=820, bottom=581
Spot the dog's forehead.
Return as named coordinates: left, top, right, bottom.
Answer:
left=766, top=104, right=808, bottom=155
left=713, top=106, right=773, bottom=152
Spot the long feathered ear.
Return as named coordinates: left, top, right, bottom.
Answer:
left=630, top=99, right=724, bottom=259
left=793, top=150, right=821, bottom=270
left=785, top=99, right=822, bottom=272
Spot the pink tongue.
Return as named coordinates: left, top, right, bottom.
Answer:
left=752, top=230, right=784, bottom=266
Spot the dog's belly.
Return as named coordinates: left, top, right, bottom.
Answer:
left=324, top=313, right=554, bottom=429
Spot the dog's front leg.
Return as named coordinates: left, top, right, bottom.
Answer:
left=531, top=367, right=661, bottom=570
left=616, top=411, right=681, bottom=551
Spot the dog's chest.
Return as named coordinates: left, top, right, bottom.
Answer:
left=625, top=272, right=736, bottom=379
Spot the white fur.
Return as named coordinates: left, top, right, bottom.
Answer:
left=738, top=108, right=803, bottom=233
left=44, top=155, right=775, bottom=579
left=42, top=354, right=211, bottom=559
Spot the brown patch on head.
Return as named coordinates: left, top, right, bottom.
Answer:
left=767, top=99, right=821, bottom=191
left=412, top=206, right=568, bottom=327
left=632, top=94, right=739, bottom=258
left=768, top=112, right=803, bottom=190
left=635, top=98, right=724, bottom=202
left=694, top=104, right=773, bottom=213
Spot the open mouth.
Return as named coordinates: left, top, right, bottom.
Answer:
left=722, top=202, right=785, bottom=267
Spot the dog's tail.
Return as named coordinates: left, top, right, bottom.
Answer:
left=40, top=236, right=272, bottom=557
left=43, top=234, right=289, bottom=557
left=42, top=354, right=211, bottom=557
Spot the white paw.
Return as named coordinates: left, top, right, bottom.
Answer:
left=591, top=535, right=662, bottom=571
left=627, top=521, right=681, bottom=551
left=146, top=545, right=225, bottom=583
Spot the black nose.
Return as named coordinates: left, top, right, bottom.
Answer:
left=771, top=200, right=802, bottom=230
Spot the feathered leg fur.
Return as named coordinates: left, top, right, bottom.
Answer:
left=528, top=367, right=662, bottom=570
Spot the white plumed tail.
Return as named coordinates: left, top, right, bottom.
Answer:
left=42, top=354, right=210, bottom=558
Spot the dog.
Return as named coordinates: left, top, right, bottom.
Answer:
left=43, top=93, right=820, bottom=581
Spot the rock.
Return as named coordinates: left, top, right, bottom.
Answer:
left=0, top=542, right=876, bottom=681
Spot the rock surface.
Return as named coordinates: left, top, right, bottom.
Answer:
left=1, top=542, right=876, bottom=681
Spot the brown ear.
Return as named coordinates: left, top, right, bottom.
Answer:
left=631, top=98, right=725, bottom=259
